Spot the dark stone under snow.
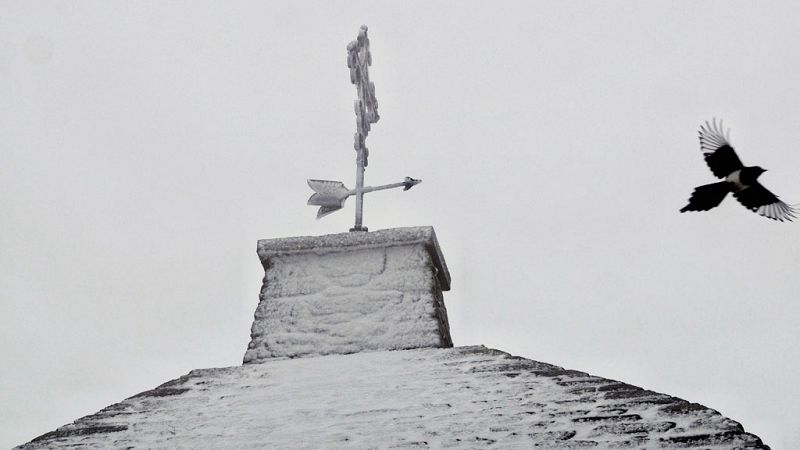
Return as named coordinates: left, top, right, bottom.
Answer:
left=19, top=346, right=768, bottom=449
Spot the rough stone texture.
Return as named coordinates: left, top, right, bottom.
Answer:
left=255, top=226, right=450, bottom=289
left=244, top=227, right=452, bottom=363
left=18, top=346, right=769, bottom=449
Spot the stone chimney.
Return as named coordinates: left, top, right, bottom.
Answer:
left=243, top=226, right=451, bottom=363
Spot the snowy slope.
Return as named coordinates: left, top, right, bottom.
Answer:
left=19, top=346, right=768, bottom=449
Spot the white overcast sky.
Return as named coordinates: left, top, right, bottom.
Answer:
left=2, top=1, right=800, bottom=448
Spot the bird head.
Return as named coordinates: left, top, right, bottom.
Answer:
left=753, top=166, right=767, bottom=178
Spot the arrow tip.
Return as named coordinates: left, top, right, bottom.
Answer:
left=403, top=177, right=422, bottom=191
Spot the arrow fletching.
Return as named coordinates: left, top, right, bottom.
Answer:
left=315, top=205, right=344, bottom=219
left=307, top=179, right=351, bottom=219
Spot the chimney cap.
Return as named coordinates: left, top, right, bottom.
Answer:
left=257, top=226, right=450, bottom=291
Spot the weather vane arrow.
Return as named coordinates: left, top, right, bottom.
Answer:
left=307, top=25, right=421, bottom=232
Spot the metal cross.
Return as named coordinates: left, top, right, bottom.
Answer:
left=307, top=25, right=421, bottom=232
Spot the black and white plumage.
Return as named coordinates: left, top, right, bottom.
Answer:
left=680, top=119, right=797, bottom=221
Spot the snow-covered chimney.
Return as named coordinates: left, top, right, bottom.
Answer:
left=243, top=226, right=451, bottom=363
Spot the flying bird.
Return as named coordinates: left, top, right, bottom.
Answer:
left=680, top=119, right=797, bottom=221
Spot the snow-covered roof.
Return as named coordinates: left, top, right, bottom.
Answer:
left=20, top=346, right=767, bottom=449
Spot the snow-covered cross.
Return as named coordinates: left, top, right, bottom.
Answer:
left=307, top=25, right=421, bottom=232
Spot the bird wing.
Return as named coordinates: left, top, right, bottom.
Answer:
left=680, top=182, right=730, bottom=212
left=733, top=182, right=797, bottom=221
left=699, top=119, right=744, bottom=178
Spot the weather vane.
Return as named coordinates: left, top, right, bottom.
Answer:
left=307, top=25, right=421, bottom=232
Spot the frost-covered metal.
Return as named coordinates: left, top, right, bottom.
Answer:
left=307, top=25, right=421, bottom=231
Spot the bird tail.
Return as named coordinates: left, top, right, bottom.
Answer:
left=680, top=181, right=731, bottom=212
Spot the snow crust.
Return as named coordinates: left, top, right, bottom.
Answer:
left=257, top=226, right=450, bottom=290
left=19, top=346, right=768, bottom=449
left=244, top=227, right=451, bottom=363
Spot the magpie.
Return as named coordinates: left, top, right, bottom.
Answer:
left=680, top=119, right=797, bottom=221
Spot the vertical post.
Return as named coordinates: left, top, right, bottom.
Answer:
left=352, top=150, right=366, bottom=232
left=347, top=26, right=378, bottom=232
